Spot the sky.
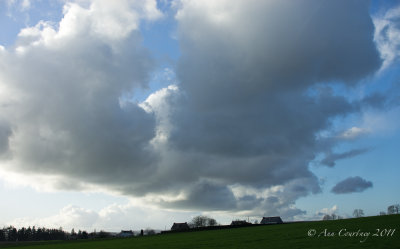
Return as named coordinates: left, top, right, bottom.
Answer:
left=0, top=0, right=399, bottom=232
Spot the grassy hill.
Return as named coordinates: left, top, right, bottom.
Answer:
left=1, top=215, right=399, bottom=249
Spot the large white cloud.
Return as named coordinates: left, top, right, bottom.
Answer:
left=0, top=0, right=161, bottom=190
left=0, top=0, right=385, bottom=220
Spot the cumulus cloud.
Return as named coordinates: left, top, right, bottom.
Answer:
left=157, top=0, right=380, bottom=213
left=171, top=0, right=380, bottom=159
left=0, top=0, right=160, bottom=190
left=331, top=176, right=373, bottom=194
left=0, top=0, right=383, bottom=219
left=316, top=205, right=338, bottom=216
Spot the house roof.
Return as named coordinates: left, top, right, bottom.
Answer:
left=260, top=216, right=283, bottom=224
left=230, top=220, right=251, bottom=226
left=118, top=230, right=134, bottom=237
left=171, top=222, right=190, bottom=230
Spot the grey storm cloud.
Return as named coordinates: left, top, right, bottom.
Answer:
left=0, top=0, right=383, bottom=218
left=331, top=176, right=373, bottom=194
left=160, top=0, right=380, bottom=214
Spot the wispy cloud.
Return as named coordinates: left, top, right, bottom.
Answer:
left=374, top=5, right=400, bottom=71
left=321, top=148, right=371, bottom=167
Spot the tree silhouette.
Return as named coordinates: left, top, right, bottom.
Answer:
left=353, top=209, right=364, bottom=218
left=145, top=228, right=156, bottom=235
left=0, top=229, right=5, bottom=241
left=322, top=214, right=332, bottom=220
left=387, top=204, right=400, bottom=214
left=81, top=231, right=88, bottom=239
left=189, top=215, right=219, bottom=228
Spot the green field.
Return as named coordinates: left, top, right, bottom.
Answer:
left=1, top=215, right=399, bottom=249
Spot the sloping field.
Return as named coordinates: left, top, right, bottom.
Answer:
left=2, top=215, right=399, bottom=249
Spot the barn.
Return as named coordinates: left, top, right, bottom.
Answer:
left=118, top=230, right=134, bottom=237
left=260, top=216, right=283, bottom=224
left=230, top=220, right=251, bottom=226
left=171, top=222, right=190, bottom=231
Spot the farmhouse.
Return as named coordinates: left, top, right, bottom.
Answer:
left=230, top=220, right=251, bottom=226
left=118, top=230, right=134, bottom=237
left=171, top=222, right=190, bottom=231
left=260, top=216, right=283, bottom=224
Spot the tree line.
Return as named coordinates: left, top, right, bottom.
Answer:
left=2, top=204, right=398, bottom=241
left=355, top=204, right=400, bottom=218
left=381, top=204, right=400, bottom=215
left=0, top=226, right=66, bottom=242
left=0, top=226, right=107, bottom=242
left=322, top=203, right=400, bottom=220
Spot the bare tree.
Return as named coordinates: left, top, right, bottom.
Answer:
left=144, top=228, right=155, bottom=235
left=379, top=211, right=386, bottom=216
left=322, top=214, right=341, bottom=220
left=322, top=214, right=332, bottom=220
left=207, top=218, right=218, bottom=226
left=353, top=209, right=364, bottom=218
left=189, top=216, right=218, bottom=228
left=387, top=204, right=400, bottom=215
left=190, top=216, right=207, bottom=228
